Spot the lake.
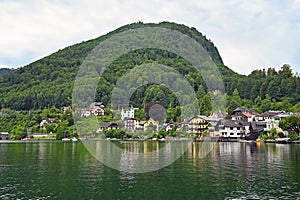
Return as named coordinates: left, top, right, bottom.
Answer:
left=0, top=141, right=299, bottom=199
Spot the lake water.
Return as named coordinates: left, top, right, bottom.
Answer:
left=0, top=141, right=299, bottom=199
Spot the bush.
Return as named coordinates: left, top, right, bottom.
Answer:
left=289, top=134, right=300, bottom=141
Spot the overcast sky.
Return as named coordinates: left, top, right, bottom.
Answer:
left=0, top=0, right=299, bottom=74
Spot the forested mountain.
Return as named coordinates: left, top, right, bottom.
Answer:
left=0, top=68, right=13, bottom=78
left=0, top=21, right=234, bottom=110
left=0, top=21, right=299, bottom=114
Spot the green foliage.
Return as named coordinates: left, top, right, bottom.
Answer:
left=288, top=134, right=300, bottom=141
left=10, top=125, right=27, bottom=140
left=134, top=109, right=147, bottom=120
left=0, top=68, right=13, bottom=78
left=279, top=116, right=300, bottom=134
left=199, top=93, right=212, bottom=116
left=104, top=129, right=129, bottom=139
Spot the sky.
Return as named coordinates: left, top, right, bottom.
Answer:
left=0, top=0, right=300, bottom=75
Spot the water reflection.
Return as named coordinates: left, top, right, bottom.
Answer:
left=84, top=140, right=192, bottom=173
left=0, top=141, right=299, bottom=199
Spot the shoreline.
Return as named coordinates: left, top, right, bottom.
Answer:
left=1, top=138, right=300, bottom=144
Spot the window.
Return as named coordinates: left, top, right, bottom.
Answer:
left=230, top=133, right=234, bottom=135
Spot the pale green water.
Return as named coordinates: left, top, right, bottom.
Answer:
left=0, top=141, right=299, bottom=199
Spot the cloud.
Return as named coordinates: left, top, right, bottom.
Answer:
left=0, top=0, right=299, bottom=74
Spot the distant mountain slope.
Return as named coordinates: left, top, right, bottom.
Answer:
left=0, top=68, right=13, bottom=78
left=0, top=22, right=299, bottom=111
left=0, top=22, right=236, bottom=110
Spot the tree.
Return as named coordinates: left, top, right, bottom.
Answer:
left=261, top=94, right=272, bottom=112
left=10, top=125, right=27, bottom=140
left=199, top=93, right=212, bottom=116
left=279, top=116, right=300, bottom=135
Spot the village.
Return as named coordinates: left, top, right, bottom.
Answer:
left=1, top=101, right=299, bottom=142
left=72, top=102, right=300, bottom=142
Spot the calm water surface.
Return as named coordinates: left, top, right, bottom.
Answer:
left=0, top=141, right=299, bottom=200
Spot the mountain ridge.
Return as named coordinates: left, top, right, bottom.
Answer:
left=0, top=21, right=299, bottom=112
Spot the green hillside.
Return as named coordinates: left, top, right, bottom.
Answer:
left=0, top=21, right=299, bottom=113
left=0, top=21, right=236, bottom=110
left=0, top=68, right=13, bottom=78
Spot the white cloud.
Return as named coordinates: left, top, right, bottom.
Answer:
left=0, top=0, right=299, bottom=74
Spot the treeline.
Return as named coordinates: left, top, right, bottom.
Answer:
left=0, top=108, right=75, bottom=140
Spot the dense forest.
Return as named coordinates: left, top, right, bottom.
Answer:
left=0, top=22, right=299, bottom=136
left=0, top=68, right=13, bottom=78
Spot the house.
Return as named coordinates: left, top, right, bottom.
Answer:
left=188, top=116, right=209, bottom=136
left=121, top=105, right=135, bottom=120
left=177, top=118, right=192, bottom=132
left=254, top=111, right=282, bottom=122
left=275, top=112, right=293, bottom=120
left=81, top=109, right=92, bottom=117
left=164, top=123, right=177, bottom=131
left=90, top=102, right=104, bottom=108
left=81, top=105, right=105, bottom=117
left=40, top=118, right=55, bottom=128
left=136, top=120, right=146, bottom=131
left=123, top=118, right=146, bottom=132
left=62, top=106, right=72, bottom=112
left=231, top=107, right=258, bottom=122
left=208, top=120, right=221, bottom=137
left=187, top=115, right=219, bottom=136
left=210, top=110, right=228, bottom=119
left=99, top=122, right=119, bottom=131
left=245, top=121, right=266, bottom=140
left=0, top=132, right=9, bottom=140
left=218, top=120, right=244, bottom=139
left=264, top=120, right=281, bottom=131
left=90, top=106, right=105, bottom=116
left=144, top=118, right=159, bottom=132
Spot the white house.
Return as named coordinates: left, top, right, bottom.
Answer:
left=90, top=107, right=105, bottom=116
left=81, top=105, right=105, bottom=117
left=0, top=132, right=9, bottom=140
left=121, top=105, right=135, bottom=120
left=40, top=118, right=55, bottom=128
left=218, top=120, right=244, bottom=138
left=124, top=117, right=146, bottom=132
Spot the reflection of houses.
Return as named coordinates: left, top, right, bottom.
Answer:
left=0, top=132, right=9, bottom=140
left=218, top=120, right=244, bottom=139
left=144, top=118, right=159, bottom=132
left=40, top=118, right=55, bottom=128
left=99, top=122, right=119, bottom=131
left=231, top=108, right=258, bottom=122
